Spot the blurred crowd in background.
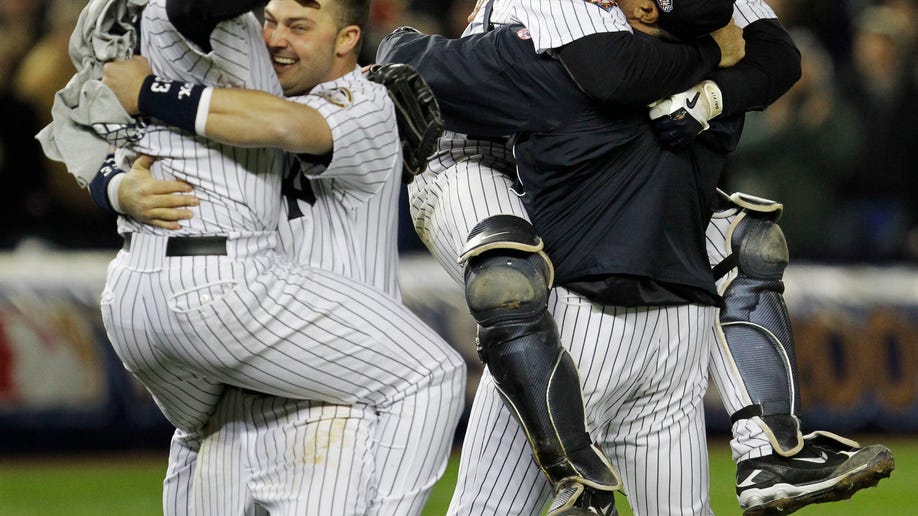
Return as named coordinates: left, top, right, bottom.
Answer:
left=1, top=0, right=916, bottom=263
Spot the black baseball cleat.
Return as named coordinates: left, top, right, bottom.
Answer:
left=547, top=480, right=619, bottom=516
left=737, top=431, right=895, bottom=516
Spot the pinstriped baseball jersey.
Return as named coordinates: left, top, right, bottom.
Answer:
left=144, top=67, right=461, bottom=516
left=279, top=67, right=403, bottom=297
left=464, top=0, right=632, bottom=51
left=118, top=0, right=286, bottom=238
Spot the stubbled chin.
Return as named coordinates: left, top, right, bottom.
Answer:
left=273, top=63, right=292, bottom=82
left=274, top=69, right=295, bottom=94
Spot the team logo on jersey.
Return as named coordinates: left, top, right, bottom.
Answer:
left=585, top=0, right=616, bottom=12
left=317, top=87, right=353, bottom=108
left=515, top=27, right=532, bottom=40
left=655, top=0, right=673, bottom=13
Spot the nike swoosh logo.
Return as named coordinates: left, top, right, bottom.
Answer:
left=791, top=451, right=829, bottom=464
left=738, top=469, right=762, bottom=488
left=685, top=92, right=701, bottom=109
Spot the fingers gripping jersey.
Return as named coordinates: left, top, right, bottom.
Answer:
left=278, top=67, right=403, bottom=297
left=119, top=0, right=286, bottom=237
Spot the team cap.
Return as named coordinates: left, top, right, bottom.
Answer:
left=654, top=0, right=735, bottom=40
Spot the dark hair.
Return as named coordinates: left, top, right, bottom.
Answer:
left=290, top=0, right=368, bottom=30
left=333, top=0, right=370, bottom=32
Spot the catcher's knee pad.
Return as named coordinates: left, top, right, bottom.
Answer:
left=462, top=215, right=554, bottom=326
left=714, top=191, right=803, bottom=455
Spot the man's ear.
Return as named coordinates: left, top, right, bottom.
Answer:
left=637, top=0, right=659, bottom=24
left=336, top=25, right=361, bottom=56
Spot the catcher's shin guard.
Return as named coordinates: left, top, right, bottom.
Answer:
left=462, top=215, right=621, bottom=491
left=714, top=191, right=803, bottom=456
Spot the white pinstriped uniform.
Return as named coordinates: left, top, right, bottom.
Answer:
left=278, top=70, right=404, bottom=298
left=463, top=0, right=632, bottom=52
left=102, top=2, right=464, bottom=515
left=409, top=132, right=524, bottom=284
left=404, top=0, right=781, bottom=514
left=192, top=390, right=379, bottom=516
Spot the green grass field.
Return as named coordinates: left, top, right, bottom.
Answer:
left=1, top=436, right=914, bottom=515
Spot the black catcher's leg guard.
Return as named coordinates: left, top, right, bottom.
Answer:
left=462, top=215, right=620, bottom=499
left=714, top=191, right=803, bottom=456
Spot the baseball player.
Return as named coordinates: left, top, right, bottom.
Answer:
left=52, top=0, right=466, bottom=514
left=376, top=0, right=893, bottom=514
left=391, top=3, right=747, bottom=514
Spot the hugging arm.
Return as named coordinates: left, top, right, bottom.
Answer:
left=554, top=29, right=724, bottom=107
left=651, top=18, right=801, bottom=149
left=103, top=57, right=333, bottom=155
left=707, top=18, right=801, bottom=116
left=166, top=0, right=268, bottom=51
left=378, top=26, right=727, bottom=136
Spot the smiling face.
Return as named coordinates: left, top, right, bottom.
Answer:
left=263, top=0, right=361, bottom=96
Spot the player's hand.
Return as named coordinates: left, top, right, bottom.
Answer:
left=710, top=21, right=745, bottom=68
left=118, top=155, right=199, bottom=230
left=648, top=80, right=724, bottom=149
left=103, top=55, right=154, bottom=115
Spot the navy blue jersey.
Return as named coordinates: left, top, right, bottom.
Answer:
left=380, top=26, right=731, bottom=306
left=514, top=108, right=724, bottom=305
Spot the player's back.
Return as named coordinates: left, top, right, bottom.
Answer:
left=123, top=0, right=286, bottom=238
left=515, top=104, right=721, bottom=301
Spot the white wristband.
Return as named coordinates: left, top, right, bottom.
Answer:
left=107, top=173, right=127, bottom=214
left=194, top=87, right=214, bottom=136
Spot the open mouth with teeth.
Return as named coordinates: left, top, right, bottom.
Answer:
left=272, top=55, right=297, bottom=68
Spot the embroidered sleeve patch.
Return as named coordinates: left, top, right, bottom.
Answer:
left=317, top=87, right=354, bottom=108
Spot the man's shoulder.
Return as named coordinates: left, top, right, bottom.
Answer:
left=295, top=69, right=391, bottom=111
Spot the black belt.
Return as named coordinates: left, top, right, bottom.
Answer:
left=122, top=234, right=228, bottom=256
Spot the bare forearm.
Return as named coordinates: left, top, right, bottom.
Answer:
left=109, top=68, right=335, bottom=155
left=203, top=89, right=332, bottom=155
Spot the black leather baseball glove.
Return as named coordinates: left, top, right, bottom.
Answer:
left=365, top=63, right=444, bottom=183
